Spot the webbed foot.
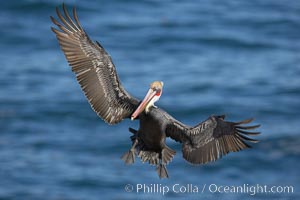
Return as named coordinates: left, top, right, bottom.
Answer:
left=121, top=149, right=136, bottom=164
left=121, top=131, right=138, bottom=164
left=156, top=163, right=169, bottom=179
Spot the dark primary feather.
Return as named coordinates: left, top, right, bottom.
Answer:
left=50, top=4, right=139, bottom=124
left=165, top=114, right=260, bottom=164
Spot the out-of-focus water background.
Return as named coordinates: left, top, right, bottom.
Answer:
left=0, top=0, right=299, bottom=199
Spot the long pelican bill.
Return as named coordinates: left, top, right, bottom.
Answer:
left=131, top=88, right=157, bottom=120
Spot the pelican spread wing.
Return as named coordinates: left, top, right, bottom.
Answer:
left=51, top=4, right=261, bottom=178
left=165, top=114, right=260, bottom=164
left=51, top=5, right=139, bottom=124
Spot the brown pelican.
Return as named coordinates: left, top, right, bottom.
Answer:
left=51, top=4, right=260, bottom=178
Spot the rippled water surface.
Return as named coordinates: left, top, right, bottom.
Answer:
left=0, top=0, right=299, bottom=199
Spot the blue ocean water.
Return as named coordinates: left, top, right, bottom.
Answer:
left=0, top=0, right=299, bottom=199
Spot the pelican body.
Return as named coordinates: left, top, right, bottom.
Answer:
left=51, top=4, right=260, bottom=178
left=130, top=107, right=176, bottom=178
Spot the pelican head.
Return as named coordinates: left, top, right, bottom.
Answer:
left=131, top=81, right=164, bottom=120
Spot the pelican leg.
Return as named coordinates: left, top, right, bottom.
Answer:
left=121, top=128, right=139, bottom=164
left=129, top=127, right=138, bottom=144
left=129, top=127, right=138, bottom=134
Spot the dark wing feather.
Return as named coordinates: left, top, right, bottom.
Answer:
left=51, top=4, right=139, bottom=124
left=166, top=115, right=260, bottom=164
